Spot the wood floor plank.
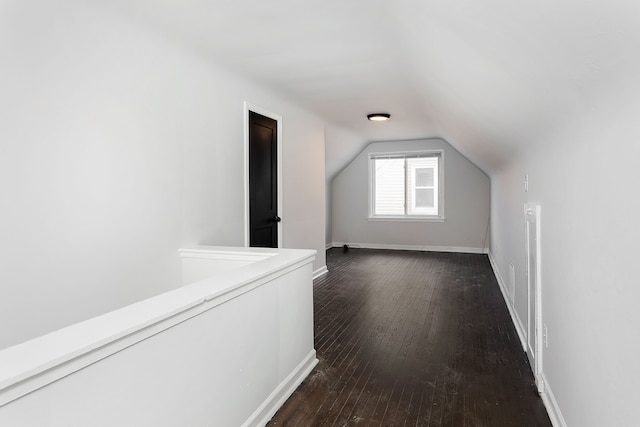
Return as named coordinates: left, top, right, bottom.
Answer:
left=267, top=249, right=551, bottom=427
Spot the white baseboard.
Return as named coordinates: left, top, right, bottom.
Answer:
left=244, top=350, right=318, bottom=427
left=313, top=266, right=328, bottom=279
left=331, top=242, right=487, bottom=254
left=488, top=252, right=567, bottom=427
left=488, top=252, right=527, bottom=352
left=540, top=372, right=568, bottom=427
left=325, top=242, right=333, bottom=250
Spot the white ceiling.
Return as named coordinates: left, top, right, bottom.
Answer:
left=100, top=0, right=640, bottom=175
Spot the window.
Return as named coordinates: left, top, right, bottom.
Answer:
left=369, top=151, right=444, bottom=221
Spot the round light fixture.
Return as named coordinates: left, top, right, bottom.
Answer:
left=367, top=113, right=391, bottom=121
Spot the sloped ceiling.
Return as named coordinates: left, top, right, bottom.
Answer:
left=98, top=0, right=640, bottom=176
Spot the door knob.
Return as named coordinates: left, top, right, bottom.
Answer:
left=273, top=216, right=282, bottom=222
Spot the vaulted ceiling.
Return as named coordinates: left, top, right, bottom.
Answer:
left=100, top=0, right=640, bottom=176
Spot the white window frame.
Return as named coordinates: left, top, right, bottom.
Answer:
left=368, top=150, right=445, bottom=222
left=408, top=160, right=438, bottom=216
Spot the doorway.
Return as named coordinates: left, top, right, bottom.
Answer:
left=244, top=103, right=282, bottom=248
left=525, top=203, right=543, bottom=393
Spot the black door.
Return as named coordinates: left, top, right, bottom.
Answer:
left=249, top=111, right=279, bottom=248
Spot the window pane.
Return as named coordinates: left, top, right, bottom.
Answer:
left=371, top=153, right=441, bottom=218
left=415, top=168, right=434, bottom=187
left=407, top=157, right=438, bottom=216
left=415, top=188, right=434, bottom=208
left=374, top=158, right=404, bottom=215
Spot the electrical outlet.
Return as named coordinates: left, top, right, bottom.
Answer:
left=543, top=324, right=548, bottom=348
left=524, top=174, right=529, bottom=192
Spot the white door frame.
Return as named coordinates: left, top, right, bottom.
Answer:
left=243, top=102, right=283, bottom=248
left=525, top=203, right=543, bottom=393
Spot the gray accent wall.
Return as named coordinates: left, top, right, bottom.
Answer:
left=331, top=138, right=490, bottom=251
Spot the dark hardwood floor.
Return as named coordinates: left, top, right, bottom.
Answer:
left=267, top=248, right=551, bottom=427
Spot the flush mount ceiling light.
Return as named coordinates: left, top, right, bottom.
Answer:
left=367, top=113, right=391, bottom=121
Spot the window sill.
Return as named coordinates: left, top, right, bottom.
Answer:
left=368, top=216, right=446, bottom=223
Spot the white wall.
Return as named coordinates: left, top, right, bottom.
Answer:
left=324, top=125, right=367, bottom=244
left=280, top=117, right=325, bottom=262
left=331, top=138, right=490, bottom=251
left=0, top=247, right=317, bottom=427
left=0, top=0, right=325, bottom=350
left=490, top=77, right=640, bottom=426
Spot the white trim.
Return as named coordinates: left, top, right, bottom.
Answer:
left=243, top=102, right=283, bottom=248
left=313, top=266, right=329, bottom=279
left=325, top=242, right=333, bottom=251
left=508, top=261, right=516, bottom=305
left=332, top=242, right=487, bottom=254
left=484, top=252, right=568, bottom=427
left=368, top=149, right=445, bottom=220
left=488, top=251, right=527, bottom=351
left=525, top=203, right=543, bottom=393
left=0, top=247, right=316, bottom=408
left=367, top=216, right=445, bottom=222
left=179, top=247, right=277, bottom=262
left=539, top=372, right=568, bottom=427
left=243, top=350, right=318, bottom=427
